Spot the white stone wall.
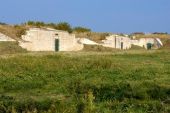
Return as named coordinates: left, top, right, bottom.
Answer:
left=20, top=28, right=55, bottom=51
left=0, top=33, right=15, bottom=41
left=131, top=38, right=155, bottom=49
left=131, top=40, right=140, bottom=46
left=59, top=34, right=84, bottom=51
left=102, top=35, right=131, bottom=49
left=139, top=38, right=155, bottom=48
left=131, top=38, right=163, bottom=49
left=19, top=28, right=83, bottom=51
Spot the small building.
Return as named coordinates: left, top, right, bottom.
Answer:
left=101, top=35, right=131, bottom=49
left=131, top=38, right=163, bottom=49
left=0, top=33, right=15, bottom=41
left=19, top=28, right=84, bottom=51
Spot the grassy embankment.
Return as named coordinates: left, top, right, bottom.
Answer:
left=0, top=25, right=170, bottom=113
left=0, top=25, right=27, bottom=41
left=0, top=42, right=26, bottom=55
left=0, top=49, right=170, bottom=113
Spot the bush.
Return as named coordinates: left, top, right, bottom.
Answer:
left=54, top=22, right=72, bottom=33
left=73, top=27, right=91, bottom=33
left=15, top=26, right=27, bottom=38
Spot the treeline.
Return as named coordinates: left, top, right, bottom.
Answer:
left=25, top=21, right=91, bottom=33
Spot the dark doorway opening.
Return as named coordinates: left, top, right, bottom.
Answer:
left=121, top=42, right=123, bottom=50
left=55, top=39, right=59, bottom=51
left=147, top=43, right=152, bottom=50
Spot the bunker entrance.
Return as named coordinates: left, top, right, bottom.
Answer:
left=147, top=43, right=152, bottom=50
left=55, top=39, right=59, bottom=51
left=121, top=42, right=123, bottom=50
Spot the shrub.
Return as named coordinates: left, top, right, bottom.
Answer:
left=73, top=27, right=91, bottom=33
left=54, top=22, right=72, bottom=33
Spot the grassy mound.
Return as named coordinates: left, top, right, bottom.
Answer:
left=0, top=25, right=27, bottom=40
left=161, top=38, right=170, bottom=49
left=75, top=32, right=109, bottom=42
left=0, top=42, right=26, bottom=55
left=133, top=34, right=170, bottom=39
left=83, top=45, right=118, bottom=52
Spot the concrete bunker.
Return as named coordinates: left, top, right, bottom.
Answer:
left=19, top=28, right=84, bottom=51
left=131, top=38, right=163, bottom=49
left=101, top=35, right=131, bottom=50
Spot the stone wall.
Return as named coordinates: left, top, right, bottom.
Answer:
left=102, top=35, right=131, bottom=49
left=20, top=28, right=56, bottom=51
left=131, top=38, right=163, bottom=49
left=19, top=28, right=84, bottom=51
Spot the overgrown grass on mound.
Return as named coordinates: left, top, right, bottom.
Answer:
left=0, top=25, right=27, bottom=40
left=161, top=38, right=170, bottom=49
left=0, top=42, right=26, bottom=55
left=83, top=45, right=118, bottom=52
left=0, top=50, right=170, bottom=113
left=133, top=34, right=170, bottom=39
left=75, top=32, right=109, bottom=42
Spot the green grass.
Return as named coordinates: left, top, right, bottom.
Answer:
left=0, top=50, right=170, bottom=113
left=0, top=42, right=26, bottom=55
left=83, top=45, right=119, bottom=52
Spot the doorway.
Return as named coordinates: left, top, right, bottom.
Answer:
left=121, top=42, right=123, bottom=50
left=55, top=39, right=59, bottom=51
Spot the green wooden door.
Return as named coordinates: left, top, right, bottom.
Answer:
left=55, top=39, right=59, bottom=51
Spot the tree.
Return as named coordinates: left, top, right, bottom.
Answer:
left=35, top=21, right=45, bottom=27
left=27, top=21, right=35, bottom=26
left=73, top=27, right=91, bottom=33
left=55, top=22, right=72, bottom=33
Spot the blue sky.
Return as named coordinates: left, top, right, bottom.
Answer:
left=0, top=0, right=170, bottom=33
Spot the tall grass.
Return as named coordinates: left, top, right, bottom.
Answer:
left=0, top=50, right=170, bottom=112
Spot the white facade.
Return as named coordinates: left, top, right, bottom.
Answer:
left=19, top=28, right=84, bottom=51
left=101, top=35, right=163, bottom=50
left=102, top=35, right=131, bottom=49
left=131, top=38, right=163, bottom=49
left=19, top=29, right=163, bottom=51
left=0, top=33, right=15, bottom=41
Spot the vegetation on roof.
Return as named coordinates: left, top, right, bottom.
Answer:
left=0, top=25, right=27, bottom=40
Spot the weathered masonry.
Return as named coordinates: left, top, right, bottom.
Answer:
left=19, top=28, right=84, bottom=51
left=102, top=35, right=131, bottom=49
left=101, top=35, right=163, bottom=50
left=131, top=38, right=163, bottom=49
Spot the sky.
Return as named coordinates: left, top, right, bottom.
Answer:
left=0, top=0, right=170, bottom=33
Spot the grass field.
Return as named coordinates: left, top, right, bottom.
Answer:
left=0, top=42, right=26, bottom=55
left=0, top=49, right=170, bottom=113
